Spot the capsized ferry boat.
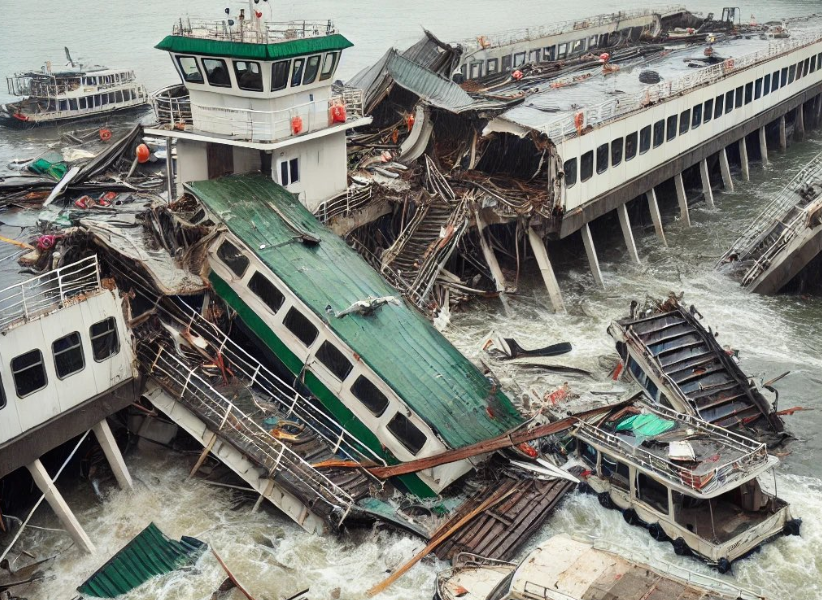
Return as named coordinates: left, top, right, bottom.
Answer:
left=1, top=48, right=148, bottom=127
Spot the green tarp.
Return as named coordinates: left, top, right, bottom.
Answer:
left=28, top=157, right=68, bottom=180
left=615, top=414, right=676, bottom=438
left=78, top=523, right=206, bottom=598
left=155, top=33, right=353, bottom=61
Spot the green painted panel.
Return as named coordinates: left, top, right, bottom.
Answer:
left=188, top=175, right=523, bottom=451
left=155, top=34, right=353, bottom=61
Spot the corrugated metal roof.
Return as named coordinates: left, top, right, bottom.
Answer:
left=386, top=50, right=476, bottom=112
left=188, top=174, right=523, bottom=449
left=401, top=34, right=444, bottom=70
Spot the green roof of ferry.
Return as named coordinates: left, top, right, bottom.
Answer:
left=188, top=174, right=523, bottom=449
left=155, top=34, right=353, bottom=61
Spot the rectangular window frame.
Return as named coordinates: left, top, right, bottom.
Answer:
left=319, top=52, right=339, bottom=81
left=691, top=104, right=702, bottom=129
left=233, top=60, right=263, bottom=92
left=564, top=157, right=577, bottom=187
left=350, top=376, right=390, bottom=417
left=486, top=58, right=499, bottom=75
left=755, top=78, right=762, bottom=100
left=302, top=54, right=322, bottom=85
left=639, top=125, right=651, bottom=154
left=176, top=55, right=204, bottom=84
left=52, top=331, right=85, bottom=380
left=772, top=71, right=779, bottom=93
left=248, top=271, right=285, bottom=314
left=652, top=120, right=664, bottom=148
left=513, top=52, right=526, bottom=67
left=666, top=115, right=677, bottom=141
left=283, top=307, right=318, bottom=347
left=725, top=90, right=734, bottom=114
left=291, top=57, right=306, bottom=87
left=12, top=350, right=47, bottom=398
left=611, top=137, right=623, bottom=167
left=704, top=99, right=713, bottom=123
left=315, top=341, right=353, bottom=382
left=271, top=60, right=290, bottom=91
left=744, top=82, right=753, bottom=105
left=596, top=143, right=609, bottom=174
left=625, top=132, right=638, bottom=161
left=216, top=240, right=249, bottom=278
left=387, top=412, right=427, bottom=456
left=679, top=109, right=690, bottom=135
left=580, top=150, right=594, bottom=182
left=714, top=95, right=724, bottom=119
left=90, top=317, right=120, bottom=363
left=203, top=57, right=232, bottom=88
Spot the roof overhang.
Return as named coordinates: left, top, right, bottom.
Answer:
left=155, top=33, right=353, bottom=61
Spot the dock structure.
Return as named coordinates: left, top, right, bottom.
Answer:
left=719, top=150, right=822, bottom=294
left=325, top=11, right=822, bottom=314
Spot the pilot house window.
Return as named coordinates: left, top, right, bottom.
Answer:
left=563, top=158, right=577, bottom=187
left=53, top=332, right=84, bottom=379
left=351, top=376, right=389, bottom=416
left=177, top=56, right=204, bottom=84
left=234, top=60, right=263, bottom=91
left=271, top=60, right=290, bottom=91
left=216, top=240, right=249, bottom=278
left=580, top=150, right=593, bottom=181
left=283, top=308, right=318, bottom=346
left=316, top=341, right=353, bottom=381
left=320, top=52, right=339, bottom=81
left=203, top=58, right=232, bottom=87
left=90, top=317, right=120, bottom=362
left=291, top=58, right=305, bottom=87
left=387, top=413, right=426, bottom=455
left=248, top=272, right=285, bottom=314
left=11, top=350, right=47, bottom=397
left=303, top=55, right=322, bottom=85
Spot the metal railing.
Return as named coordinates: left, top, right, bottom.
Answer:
left=574, top=403, right=769, bottom=495
left=539, top=30, right=822, bottom=142
left=720, top=150, right=822, bottom=271
left=149, top=84, right=192, bottom=129
left=314, top=183, right=374, bottom=223
left=140, top=343, right=355, bottom=525
left=166, top=297, right=386, bottom=467
left=0, top=256, right=101, bottom=332
left=172, top=17, right=336, bottom=44
left=459, top=6, right=681, bottom=53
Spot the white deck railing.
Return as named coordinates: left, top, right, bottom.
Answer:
left=141, top=343, right=355, bottom=525
left=0, top=255, right=102, bottom=332
left=537, top=30, right=822, bottom=142
left=172, top=17, right=336, bottom=44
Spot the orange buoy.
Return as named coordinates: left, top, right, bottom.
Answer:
left=99, top=128, right=112, bottom=142
left=291, top=115, right=303, bottom=135
left=405, top=112, right=415, bottom=130
left=135, top=143, right=151, bottom=164
left=512, top=70, right=523, bottom=80
left=329, top=102, right=346, bottom=123
left=574, top=112, right=584, bottom=133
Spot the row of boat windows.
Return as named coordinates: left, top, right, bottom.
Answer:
left=216, top=241, right=427, bottom=456
left=564, top=52, right=822, bottom=187
left=82, top=72, right=136, bottom=86
left=53, top=89, right=140, bottom=112
left=462, top=34, right=604, bottom=79
left=0, top=317, right=120, bottom=408
left=176, top=52, right=340, bottom=92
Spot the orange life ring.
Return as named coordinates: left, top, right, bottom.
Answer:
left=99, top=128, right=112, bottom=142
left=574, top=112, right=584, bottom=131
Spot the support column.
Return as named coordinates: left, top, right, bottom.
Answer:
left=719, top=147, right=734, bottom=191
left=759, top=126, right=769, bottom=167
left=617, top=204, right=640, bottom=264
left=674, top=173, right=691, bottom=227
left=526, top=227, right=565, bottom=312
left=580, top=223, right=604, bottom=289
left=700, top=159, right=715, bottom=209
left=738, top=138, right=750, bottom=182
left=92, top=419, right=133, bottom=490
left=645, top=189, right=667, bottom=247
left=165, top=137, right=174, bottom=202
left=475, top=211, right=510, bottom=314
left=779, top=115, right=787, bottom=150
left=796, top=104, right=806, bottom=140
left=815, top=94, right=822, bottom=128
left=26, top=459, right=95, bottom=554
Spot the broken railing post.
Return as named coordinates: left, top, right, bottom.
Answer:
left=526, top=226, right=565, bottom=312
left=700, top=158, right=715, bottom=208
left=674, top=173, right=691, bottom=227
left=645, top=188, right=667, bottom=247
left=719, top=147, right=734, bottom=191
left=617, top=203, right=640, bottom=264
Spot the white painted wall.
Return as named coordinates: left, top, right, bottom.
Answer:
left=272, top=131, right=348, bottom=210
left=175, top=139, right=209, bottom=195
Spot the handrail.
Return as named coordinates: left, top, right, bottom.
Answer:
left=140, top=342, right=355, bottom=525
left=0, top=255, right=101, bottom=332
left=535, top=30, right=822, bottom=142
left=172, top=17, right=336, bottom=44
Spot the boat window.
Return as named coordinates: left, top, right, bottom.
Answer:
left=11, top=350, right=47, bottom=397
left=714, top=95, right=724, bottom=119
left=611, top=137, right=623, bottom=167
left=563, top=158, right=577, bottom=187
left=68, top=99, right=78, bottom=110
left=580, top=150, right=594, bottom=181
left=772, top=71, right=780, bottom=93
left=470, top=61, right=482, bottom=79
left=248, top=271, right=285, bottom=314
left=53, top=332, right=84, bottom=379
left=177, top=56, right=204, bottom=84
left=666, top=115, right=677, bottom=141
left=763, top=74, right=771, bottom=96
left=725, top=91, right=734, bottom=114
left=579, top=441, right=597, bottom=467
left=271, top=60, right=290, bottom=91
left=291, top=58, right=306, bottom=87
left=744, top=82, right=753, bottom=104
left=59, top=100, right=69, bottom=111
left=571, top=39, right=584, bottom=54
left=216, top=240, right=249, bottom=277
left=320, top=52, right=339, bottom=81
left=486, top=58, right=499, bottom=75
left=589, top=35, right=598, bottom=49
left=543, top=45, right=556, bottom=61
left=789, top=64, right=796, bottom=84
left=691, top=103, right=702, bottom=128
left=704, top=99, right=713, bottom=123
left=652, top=120, right=664, bottom=148
left=234, top=61, right=263, bottom=91
left=278, top=157, right=300, bottom=186
left=781, top=67, right=788, bottom=87
left=625, top=132, right=637, bottom=160
left=639, top=125, right=651, bottom=153
left=302, top=55, right=322, bottom=85
left=79, top=98, right=86, bottom=110
left=109, top=92, right=116, bottom=104
left=513, top=52, right=526, bottom=68
left=350, top=376, right=389, bottom=416
left=601, top=455, right=630, bottom=491
left=529, top=49, right=540, bottom=63
left=502, top=55, right=512, bottom=72
left=387, top=412, right=426, bottom=455
left=557, top=43, right=568, bottom=59
left=90, top=317, right=120, bottom=362
left=94, top=95, right=101, bottom=107
left=316, top=341, right=353, bottom=381
left=800, top=59, right=807, bottom=79
left=283, top=307, right=318, bottom=346
left=116, top=91, right=124, bottom=102
left=636, top=472, right=668, bottom=514
left=596, top=143, right=608, bottom=174
left=203, top=58, right=232, bottom=87
left=0, top=375, right=5, bottom=409
left=755, top=78, right=763, bottom=100
left=811, top=56, right=817, bottom=74
left=679, top=109, right=690, bottom=135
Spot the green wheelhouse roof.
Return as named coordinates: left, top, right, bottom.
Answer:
left=155, top=34, right=353, bottom=60
left=187, top=175, right=523, bottom=449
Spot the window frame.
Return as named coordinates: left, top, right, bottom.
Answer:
left=350, top=375, right=390, bottom=417
left=639, top=125, right=651, bottom=154
left=52, top=331, right=85, bottom=380
left=271, top=60, right=291, bottom=91
left=564, top=157, right=577, bottom=187
left=486, top=58, right=499, bottom=75
left=513, top=52, right=526, bottom=67
left=202, top=57, right=232, bottom=88
left=233, top=60, right=263, bottom=92
left=302, top=54, right=322, bottom=85
left=90, top=317, right=120, bottom=363
left=176, top=56, right=204, bottom=84
left=666, top=115, right=678, bottom=141
left=319, top=52, right=339, bottom=81
left=625, top=132, right=638, bottom=161
left=704, top=99, right=713, bottom=123
left=611, top=137, right=623, bottom=167
left=714, top=95, right=724, bottom=119
left=248, top=271, right=285, bottom=314
left=11, top=349, right=48, bottom=398
left=283, top=307, right=319, bottom=347
left=691, top=104, right=702, bottom=129
left=652, top=120, right=664, bottom=148
left=315, top=341, right=353, bottom=382
left=291, top=57, right=306, bottom=87
left=755, top=78, right=763, bottom=99
left=744, top=82, right=753, bottom=105
left=386, top=412, right=427, bottom=456
left=679, top=108, right=690, bottom=135
left=596, top=143, right=609, bottom=174
left=580, top=150, right=594, bottom=182
left=216, top=240, right=250, bottom=278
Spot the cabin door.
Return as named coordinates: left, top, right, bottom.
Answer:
left=206, top=143, right=234, bottom=179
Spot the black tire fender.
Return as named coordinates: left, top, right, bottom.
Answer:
left=649, top=522, right=669, bottom=542
left=673, top=537, right=690, bottom=556
left=622, top=508, right=638, bottom=525
left=717, top=557, right=732, bottom=574
left=598, top=492, right=614, bottom=509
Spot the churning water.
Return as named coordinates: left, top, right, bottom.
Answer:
left=1, top=0, right=822, bottom=598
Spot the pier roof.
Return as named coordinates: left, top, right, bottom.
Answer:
left=187, top=174, right=524, bottom=449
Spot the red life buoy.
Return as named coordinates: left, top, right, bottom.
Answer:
left=725, top=58, right=735, bottom=70
left=99, top=128, right=112, bottom=142
left=405, top=113, right=415, bottom=130
left=574, top=112, right=584, bottom=131
left=13, top=113, right=28, bottom=121
left=329, top=103, right=346, bottom=123
left=291, top=115, right=303, bottom=135
left=512, top=70, right=523, bottom=80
